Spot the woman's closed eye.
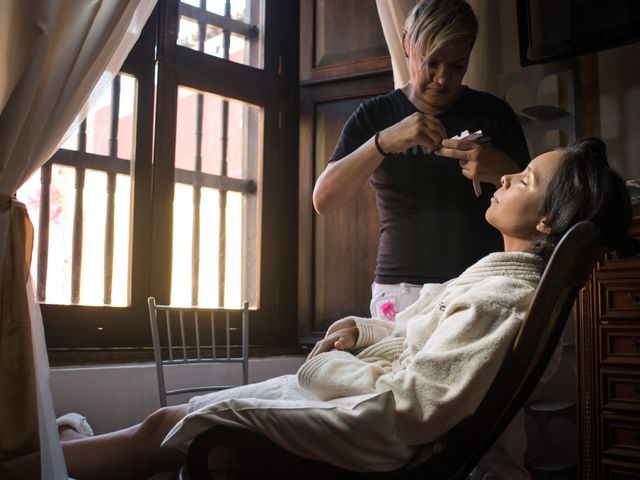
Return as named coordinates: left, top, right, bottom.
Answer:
left=519, top=177, right=528, bottom=186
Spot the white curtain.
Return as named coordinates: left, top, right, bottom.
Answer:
left=375, top=0, right=415, bottom=89
left=375, top=0, right=502, bottom=94
left=0, top=0, right=156, bottom=478
left=465, top=0, right=504, bottom=96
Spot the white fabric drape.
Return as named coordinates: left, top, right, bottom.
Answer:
left=375, top=0, right=502, bottom=94
left=0, top=1, right=156, bottom=478
left=375, top=0, right=415, bottom=89
left=465, top=0, right=503, bottom=96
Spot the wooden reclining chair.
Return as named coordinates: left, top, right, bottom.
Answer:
left=183, top=221, right=604, bottom=480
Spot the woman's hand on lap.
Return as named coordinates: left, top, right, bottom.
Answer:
left=306, top=319, right=359, bottom=360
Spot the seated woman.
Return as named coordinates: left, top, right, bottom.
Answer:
left=59, top=138, right=634, bottom=480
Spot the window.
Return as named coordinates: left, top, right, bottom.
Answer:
left=171, top=87, right=261, bottom=308
left=177, top=0, right=262, bottom=68
left=19, top=74, right=137, bottom=307
left=17, top=1, right=300, bottom=358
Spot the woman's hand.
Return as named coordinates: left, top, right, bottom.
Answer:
left=313, top=112, right=446, bottom=215
left=435, top=139, right=520, bottom=187
left=378, top=112, right=447, bottom=155
left=306, top=318, right=359, bottom=360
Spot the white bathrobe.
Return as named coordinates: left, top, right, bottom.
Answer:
left=163, top=252, right=542, bottom=472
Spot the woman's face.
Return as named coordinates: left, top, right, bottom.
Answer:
left=405, top=37, right=472, bottom=114
left=485, top=150, right=565, bottom=252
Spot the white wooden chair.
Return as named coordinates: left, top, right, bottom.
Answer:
left=147, top=297, right=249, bottom=407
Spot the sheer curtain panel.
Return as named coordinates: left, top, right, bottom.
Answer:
left=375, top=0, right=415, bottom=89
left=0, top=1, right=155, bottom=478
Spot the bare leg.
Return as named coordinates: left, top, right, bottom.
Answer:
left=62, top=404, right=189, bottom=480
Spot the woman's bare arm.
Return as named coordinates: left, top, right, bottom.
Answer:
left=313, top=112, right=447, bottom=214
left=312, top=137, right=384, bottom=214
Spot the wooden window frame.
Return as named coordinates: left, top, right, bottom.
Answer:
left=42, top=0, right=301, bottom=363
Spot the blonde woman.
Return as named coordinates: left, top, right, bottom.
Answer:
left=313, top=1, right=531, bottom=476
left=314, top=0, right=529, bottom=318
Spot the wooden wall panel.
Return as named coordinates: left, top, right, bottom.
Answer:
left=298, top=0, right=394, bottom=341
left=312, top=100, right=380, bottom=330
left=314, top=0, right=388, bottom=67
left=298, top=76, right=392, bottom=340
left=300, top=0, right=391, bottom=84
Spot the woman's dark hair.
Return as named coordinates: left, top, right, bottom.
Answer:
left=529, top=137, right=637, bottom=263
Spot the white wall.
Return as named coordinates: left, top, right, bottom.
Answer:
left=598, top=42, right=640, bottom=181
left=481, top=2, right=640, bottom=181
left=466, top=0, right=521, bottom=96
left=51, top=356, right=305, bottom=434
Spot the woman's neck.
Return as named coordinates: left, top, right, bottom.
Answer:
left=502, top=237, right=534, bottom=253
left=401, top=82, right=464, bottom=115
left=401, top=83, right=442, bottom=115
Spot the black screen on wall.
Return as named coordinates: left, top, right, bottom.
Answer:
left=516, top=0, right=640, bottom=66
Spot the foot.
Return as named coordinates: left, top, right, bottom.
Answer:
left=57, top=413, right=94, bottom=441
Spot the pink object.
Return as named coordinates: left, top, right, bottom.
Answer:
left=380, top=301, right=397, bottom=321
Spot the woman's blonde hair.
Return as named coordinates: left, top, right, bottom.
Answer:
left=404, top=0, right=478, bottom=65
